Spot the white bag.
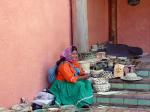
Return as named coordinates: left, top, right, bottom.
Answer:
left=32, top=92, right=54, bottom=105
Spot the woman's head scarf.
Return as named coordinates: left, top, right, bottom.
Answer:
left=60, top=46, right=77, bottom=62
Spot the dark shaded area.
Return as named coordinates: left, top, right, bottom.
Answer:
left=105, top=43, right=143, bottom=57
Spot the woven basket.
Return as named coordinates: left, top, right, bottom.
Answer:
left=93, top=83, right=111, bottom=92
left=92, top=77, right=108, bottom=85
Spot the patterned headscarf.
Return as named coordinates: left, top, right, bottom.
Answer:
left=60, top=46, right=78, bottom=62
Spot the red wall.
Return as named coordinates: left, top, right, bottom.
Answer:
left=117, top=0, right=150, bottom=52
left=87, top=0, right=109, bottom=46
left=87, top=0, right=150, bottom=52
left=0, top=0, right=71, bottom=107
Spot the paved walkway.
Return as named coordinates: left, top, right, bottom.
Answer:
left=77, top=106, right=150, bottom=112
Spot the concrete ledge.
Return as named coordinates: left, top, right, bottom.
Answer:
left=109, top=78, right=150, bottom=84
left=93, top=91, right=150, bottom=108
left=94, top=91, right=150, bottom=100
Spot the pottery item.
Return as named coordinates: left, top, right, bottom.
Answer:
left=85, top=58, right=98, bottom=65
left=114, top=64, right=125, bottom=78
left=117, top=57, right=127, bottom=60
left=108, top=60, right=114, bottom=68
left=97, top=61, right=108, bottom=69
left=79, top=61, right=90, bottom=74
left=98, top=43, right=106, bottom=50
left=124, top=66, right=130, bottom=75
left=91, top=44, right=98, bottom=51
left=92, top=63, right=103, bottom=70
left=107, top=55, right=116, bottom=59
left=128, top=65, right=135, bottom=72
left=96, top=52, right=106, bottom=60
left=83, top=52, right=96, bottom=60
left=91, top=49, right=97, bottom=52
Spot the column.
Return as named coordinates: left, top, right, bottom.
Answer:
left=72, top=0, right=89, bottom=53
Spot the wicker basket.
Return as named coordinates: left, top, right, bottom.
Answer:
left=92, top=77, right=108, bottom=85
left=93, top=83, right=111, bottom=92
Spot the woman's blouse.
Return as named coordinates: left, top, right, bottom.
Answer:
left=56, top=61, right=85, bottom=83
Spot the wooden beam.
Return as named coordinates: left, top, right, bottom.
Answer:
left=108, top=0, right=117, bottom=44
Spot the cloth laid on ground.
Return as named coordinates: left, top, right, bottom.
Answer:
left=106, top=43, right=143, bottom=57
left=32, top=91, right=55, bottom=106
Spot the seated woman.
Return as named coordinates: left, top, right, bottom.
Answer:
left=49, top=46, right=93, bottom=108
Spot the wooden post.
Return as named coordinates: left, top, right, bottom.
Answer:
left=109, top=0, right=117, bottom=44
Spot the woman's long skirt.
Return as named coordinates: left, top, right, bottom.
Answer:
left=49, top=80, right=93, bottom=108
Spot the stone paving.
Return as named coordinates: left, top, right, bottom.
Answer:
left=77, top=106, right=150, bottom=112
left=1, top=106, right=150, bottom=112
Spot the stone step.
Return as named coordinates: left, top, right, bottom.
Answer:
left=92, top=106, right=150, bottom=112
left=136, top=70, right=150, bottom=78
left=109, top=78, right=150, bottom=91
left=93, top=91, right=150, bottom=108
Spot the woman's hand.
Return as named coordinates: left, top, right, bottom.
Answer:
left=78, top=74, right=90, bottom=80
left=84, top=73, right=91, bottom=77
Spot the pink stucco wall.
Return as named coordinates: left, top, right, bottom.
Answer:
left=117, top=0, right=150, bottom=52
left=87, top=0, right=109, bottom=46
left=0, top=0, right=71, bottom=107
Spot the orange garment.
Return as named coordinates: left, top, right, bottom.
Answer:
left=56, top=61, right=85, bottom=83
